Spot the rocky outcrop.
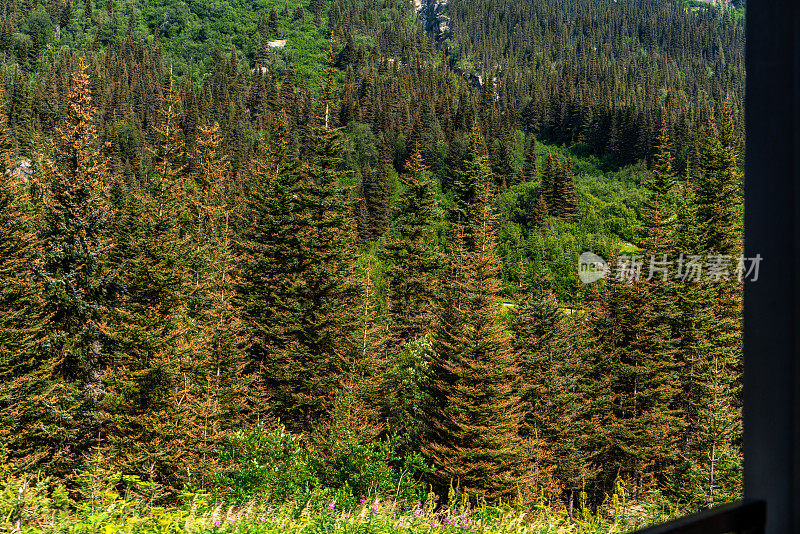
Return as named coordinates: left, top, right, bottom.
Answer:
left=416, top=0, right=450, bottom=38
left=451, top=65, right=483, bottom=88
left=414, top=0, right=497, bottom=93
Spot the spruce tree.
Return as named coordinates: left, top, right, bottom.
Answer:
left=539, top=152, right=557, bottom=215
left=551, top=157, right=578, bottom=221
left=105, top=76, right=193, bottom=492
left=451, top=122, right=492, bottom=246
left=640, top=118, right=676, bottom=255
left=185, top=120, right=253, bottom=490
left=694, top=110, right=741, bottom=256
left=379, top=148, right=442, bottom=447
left=19, top=58, right=120, bottom=481
left=237, top=114, right=360, bottom=432
left=0, top=109, right=47, bottom=473
left=356, top=133, right=391, bottom=242
left=422, top=183, right=527, bottom=503
left=521, top=134, right=537, bottom=184
left=382, top=147, right=441, bottom=346
left=674, top=104, right=744, bottom=508
left=509, top=272, right=577, bottom=501
left=582, top=261, right=683, bottom=499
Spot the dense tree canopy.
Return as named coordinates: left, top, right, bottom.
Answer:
left=0, top=0, right=745, bottom=515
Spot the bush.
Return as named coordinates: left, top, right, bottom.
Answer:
left=0, top=472, right=60, bottom=532
left=216, top=423, right=319, bottom=504
left=215, top=422, right=431, bottom=507
left=312, top=435, right=430, bottom=506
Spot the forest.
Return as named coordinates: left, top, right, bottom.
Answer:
left=0, top=0, right=746, bottom=531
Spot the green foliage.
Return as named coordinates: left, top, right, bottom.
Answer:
left=311, top=435, right=431, bottom=505
left=215, top=424, right=430, bottom=507
left=0, top=473, right=694, bottom=534
left=0, top=0, right=746, bottom=518
left=216, top=424, right=318, bottom=504
left=0, top=473, right=62, bottom=532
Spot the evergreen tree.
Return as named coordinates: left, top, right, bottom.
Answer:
left=694, top=109, right=742, bottom=256
left=669, top=275, right=742, bottom=508
left=521, top=134, right=537, bottom=184
left=186, top=120, right=253, bottom=490
left=582, top=260, right=683, bottom=500
left=640, top=118, right=676, bottom=255
left=17, top=58, right=120, bottom=481
left=422, top=183, right=526, bottom=502
left=672, top=103, right=744, bottom=508
left=382, top=148, right=441, bottom=346
left=105, top=76, right=193, bottom=492
left=489, top=116, right=514, bottom=189
left=237, top=115, right=360, bottom=432
left=268, top=8, right=279, bottom=35
left=0, top=105, right=47, bottom=473
left=236, top=116, right=302, bottom=425
left=355, top=131, right=391, bottom=242
left=451, top=122, right=491, bottom=245
left=379, top=148, right=441, bottom=447
left=551, top=157, right=578, bottom=221
left=539, top=152, right=556, bottom=215
left=509, top=272, right=576, bottom=501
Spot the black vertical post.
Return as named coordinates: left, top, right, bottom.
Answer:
left=744, top=1, right=800, bottom=533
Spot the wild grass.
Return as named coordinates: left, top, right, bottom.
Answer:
left=2, top=473, right=681, bottom=534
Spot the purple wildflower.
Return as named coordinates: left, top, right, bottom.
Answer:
left=327, top=502, right=336, bottom=510
left=371, top=503, right=379, bottom=513
left=213, top=520, right=221, bottom=528
left=414, top=508, right=422, bottom=518
left=359, top=497, right=367, bottom=505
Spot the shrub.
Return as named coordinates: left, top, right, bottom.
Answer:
left=0, top=472, right=60, bottom=532
left=215, top=421, right=431, bottom=507
left=216, top=423, right=319, bottom=504
left=311, top=435, right=430, bottom=506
